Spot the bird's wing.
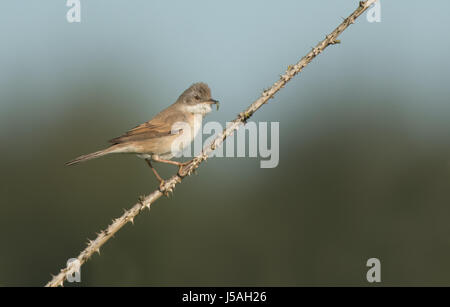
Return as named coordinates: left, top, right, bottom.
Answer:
left=109, top=110, right=186, bottom=144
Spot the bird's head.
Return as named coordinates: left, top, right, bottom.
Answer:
left=178, top=82, right=219, bottom=115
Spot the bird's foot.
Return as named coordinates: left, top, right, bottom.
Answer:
left=158, top=179, right=167, bottom=194
left=177, top=161, right=191, bottom=177
left=138, top=195, right=146, bottom=205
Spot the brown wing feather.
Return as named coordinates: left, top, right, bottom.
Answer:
left=109, top=108, right=186, bottom=144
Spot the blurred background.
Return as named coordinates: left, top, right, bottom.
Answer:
left=1, top=0, right=450, bottom=286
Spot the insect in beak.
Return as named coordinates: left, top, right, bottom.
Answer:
left=206, top=99, right=219, bottom=110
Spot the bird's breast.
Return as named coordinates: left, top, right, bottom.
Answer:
left=191, top=114, right=203, bottom=139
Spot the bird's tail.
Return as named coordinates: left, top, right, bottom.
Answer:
left=65, top=146, right=121, bottom=166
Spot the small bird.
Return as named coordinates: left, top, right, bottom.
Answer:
left=66, top=82, right=219, bottom=186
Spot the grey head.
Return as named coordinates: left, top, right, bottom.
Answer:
left=177, top=82, right=219, bottom=108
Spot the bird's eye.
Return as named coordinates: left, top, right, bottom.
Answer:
left=194, top=95, right=200, bottom=100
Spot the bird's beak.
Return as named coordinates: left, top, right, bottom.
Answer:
left=206, top=99, right=220, bottom=110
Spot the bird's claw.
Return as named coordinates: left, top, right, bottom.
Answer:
left=138, top=195, right=146, bottom=205
left=178, top=165, right=185, bottom=177
left=177, top=161, right=192, bottom=177
left=159, top=179, right=173, bottom=197
left=158, top=179, right=165, bottom=191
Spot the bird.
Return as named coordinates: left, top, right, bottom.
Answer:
left=66, top=82, right=219, bottom=187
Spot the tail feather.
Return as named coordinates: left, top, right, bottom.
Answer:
left=66, top=147, right=117, bottom=166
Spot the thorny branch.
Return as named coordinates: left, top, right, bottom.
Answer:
left=46, top=0, right=378, bottom=287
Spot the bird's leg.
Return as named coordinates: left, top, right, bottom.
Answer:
left=145, top=159, right=165, bottom=190
left=152, top=156, right=190, bottom=176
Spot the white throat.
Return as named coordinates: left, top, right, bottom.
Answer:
left=192, top=113, right=203, bottom=139
left=184, top=103, right=212, bottom=116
